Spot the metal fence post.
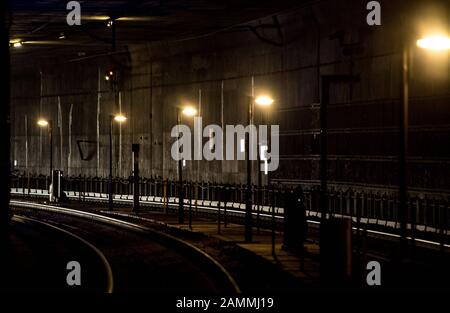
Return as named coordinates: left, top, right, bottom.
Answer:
left=256, top=184, right=260, bottom=234
left=163, top=179, right=167, bottom=214
left=189, top=182, right=192, bottom=230
left=217, top=186, right=221, bottom=234
left=83, top=175, right=86, bottom=207
left=271, top=185, right=276, bottom=258
left=78, top=176, right=81, bottom=202
left=224, top=186, right=228, bottom=228
left=440, top=199, right=446, bottom=255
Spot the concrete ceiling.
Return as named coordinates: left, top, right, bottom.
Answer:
left=10, top=0, right=302, bottom=60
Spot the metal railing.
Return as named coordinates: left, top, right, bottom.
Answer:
left=10, top=173, right=450, bottom=235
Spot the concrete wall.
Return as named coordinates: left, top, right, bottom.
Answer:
left=10, top=0, right=450, bottom=191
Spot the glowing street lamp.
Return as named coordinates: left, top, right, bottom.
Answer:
left=255, top=95, right=274, bottom=106
left=182, top=106, right=197, bottom=117
left=176, top=105, right=198, bottom=224
left=255, top=95, right=273, bottom=236
left=245, top=94, right=273, bottom=242
left=113, top=113, right=127, bottom=123
left=398, top=31, right=450, bottom=253
left=37, top=119, right=49, bottom=127
left=416, top=35, right=450, bottom=51
left=108, top=113, right=127, bottom=211
left=37, top=118, right=53, bottom=180
left=10, top=39, right=23, bottom=48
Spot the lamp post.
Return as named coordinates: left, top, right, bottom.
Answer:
left=37, top=119, right=53, bottom=180
left=245, top=95, right=273, bottom=243
left=176, top=106, right=197, bottom=224
left=399, top=33, right=450, bottom=254
left=109, top=113, right=127, bottom=211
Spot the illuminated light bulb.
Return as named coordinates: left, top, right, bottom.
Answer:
left=417, top=35, right=450, bottom=51
left=37, top=119, right=49, bottom=127
left=182, top=106, right=197, bottom=117
left=255, top=96, right=274, bottom=106
left=114, top=114, right=127, bottom=123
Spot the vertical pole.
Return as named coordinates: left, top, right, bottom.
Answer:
left=319, top=77, right=330, bottom=279
left=177, top=109, right=184, bottom=224
left=197, top=89, right=202, bottom=184
left=57, top=97, right=63, bottom=172
left=271, top=186, right=276, bottom=258
left=221, top=80, right=224, bottom=160
left=399, top=43, right=409, bottom=256
left=257, top=112, right=264, bottom=234
left=224, top=187, right=228, bottom=227
left=189, top=183, right=192, bottom=230
left=83, top=175, right=86, bottom=207
left=48, top=120, right=53, bottom=198
left=217, top=186, right=221, bottom=234
left=25, top=115, right=29, bottom=195
left=163, top=180, right=167, bottom=214
left=320, top=77, right=329, bottom=221
left=440, top=200, right=446, bottom=256
left=109, top=116, right=113, bottom=211
left=49, top=121, right=53, bottom=178
left=245, top=96, right=253, bottom=242
left=132, top=144, right=140, bottom=212
left=0, top=0, right=11, bottom=232
left=68, top=103, right=73, bottom=176
left=118, top=92, right=122, bottom=177
left=96, top=68, right=101, bottom=176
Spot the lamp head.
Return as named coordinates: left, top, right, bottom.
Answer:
left=182, top=106, right=197, bottom=117
left=417, top=35, right=450, bottom=51
left=255, top=95, right=274, bottom=106
left=113, top=114, right=127, bottom=123
left=37, top=119, right=49, bottom=127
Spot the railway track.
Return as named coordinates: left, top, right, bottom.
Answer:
left=3, top=215, right=113, bottom=292
left=10, top=200, right=240, bottom=293
left=9, top=199, right=450, bottom=291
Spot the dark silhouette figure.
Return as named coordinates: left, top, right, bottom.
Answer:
left=283, top=186, right=308, bottom=271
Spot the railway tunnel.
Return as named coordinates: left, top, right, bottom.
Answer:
left=2, top=0, right=450, bottom=305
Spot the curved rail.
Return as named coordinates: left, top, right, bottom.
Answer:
left=12, top=215, right=114, bottom=293
left=10, top=200, right=241, bottom=294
